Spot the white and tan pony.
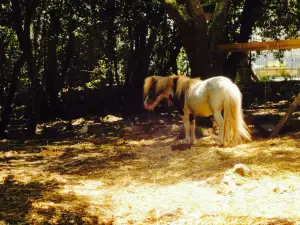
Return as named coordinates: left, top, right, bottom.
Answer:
left=143, top=75, right=251, bottom=146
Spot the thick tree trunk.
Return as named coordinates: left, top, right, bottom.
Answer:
left=225, top=0, right=263, bottom=81
left=11, top=0, right=40, bottom=135
left=209, top=0, right=230, bottom=75
left=164, top=0, right=212, bottom=78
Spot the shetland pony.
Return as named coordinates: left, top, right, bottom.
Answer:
left=143, top=75, right=251, bottom=146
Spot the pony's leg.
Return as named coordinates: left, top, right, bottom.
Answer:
left=190, top=115, right=196, bottom=144
left=213, top=111, right=224, bottom=145
left=181, top=114, right=191, bottom=144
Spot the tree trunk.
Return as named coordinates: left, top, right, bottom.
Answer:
left=105, top=0, right=120, bottom=86
left=0, top=54, right=26, bottom=137
left=225, top=0, right=263, bottom=80
left=62, top=20, right=76, bottom=89
left=124, top=23, right=134, bottom=90
left=164, top=0, right=212, bottom=78
left=209, top=0, right=230, bottom=75
left=0, top=37, right=7, bottom=119
left=42, top=10, right=61, bottom=120
left=134, top=23, right=158, bottom=106
left=11, top=0, right=40, bottom=135
left=123, top=20, right=159, bottom=113
left=161, top=34, right=182, bottom=75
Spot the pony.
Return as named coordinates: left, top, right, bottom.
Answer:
left=143, top=75, right=251, bottom=146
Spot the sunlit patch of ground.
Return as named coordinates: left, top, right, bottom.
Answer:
left=0, top=110, right=300, bottom=224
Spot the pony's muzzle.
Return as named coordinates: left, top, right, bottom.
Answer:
left=144, top=102, right=153, bottom=111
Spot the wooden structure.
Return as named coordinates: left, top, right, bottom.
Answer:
left=218, top=39, right=300, bottom=52
left=269, top=93, right=300, bottom=138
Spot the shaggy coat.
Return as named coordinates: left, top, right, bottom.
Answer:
left=143, top=75, right=251, bottom=146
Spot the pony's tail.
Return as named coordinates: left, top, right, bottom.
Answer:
left=223, top=84, right=251, bottom=146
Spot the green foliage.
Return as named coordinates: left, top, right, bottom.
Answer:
left=0, top=0, right=299, bottom=129
left=177, top=48, right=190, bottom=75
left=86, top=60, right=107, bottom=89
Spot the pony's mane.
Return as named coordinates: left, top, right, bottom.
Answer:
left=144, top=74, right=200, bottom=97
left=176, top=75, right=200, bottom=97
left=143, top=75, right=176, bottom=96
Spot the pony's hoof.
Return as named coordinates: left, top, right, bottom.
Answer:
left=191, top=139, right=197, bottom=144
left=181, top=139, right=191, bottom=144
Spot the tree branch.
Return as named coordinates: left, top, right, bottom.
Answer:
left=209, top=0, right=230, bottom=51
left=186, top=0, right=206, bottom=21
left=164, top=0, right=188, bottom=26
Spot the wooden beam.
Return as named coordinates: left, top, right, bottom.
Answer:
left=269, top=93, right=300, bottom=138
left=218, top=39, right=300, bottom=52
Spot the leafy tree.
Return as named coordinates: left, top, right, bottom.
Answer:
left=0, top=0, right=299, bottom=137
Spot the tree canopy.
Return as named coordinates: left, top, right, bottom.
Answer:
left=0, top=0, right=299, bottom=137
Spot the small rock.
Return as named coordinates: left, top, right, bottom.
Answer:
left=101, top=115, right=123, bottom=123
left=72, top=118, right=85, bottom=126
left=233, top=164, right=253, bottom=177
left=4, top=151, right=17, bottom=158
left=219, top=164, right=254, bottom=194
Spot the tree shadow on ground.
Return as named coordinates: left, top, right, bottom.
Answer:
left=0, top=169, right=109, bottom=224
left=47, top=150, right=137, bottom=176
left=40, top=126, right=300, bottom=188
left=0, top=177, right=55, bottom=224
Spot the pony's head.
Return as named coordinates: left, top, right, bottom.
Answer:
left=143, top=75, right=177, bottom=111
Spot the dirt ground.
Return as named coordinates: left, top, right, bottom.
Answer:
left=0, top=101, right=300, bottom=225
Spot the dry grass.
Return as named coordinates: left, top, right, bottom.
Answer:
left=0, top=110, right=300, bottom=224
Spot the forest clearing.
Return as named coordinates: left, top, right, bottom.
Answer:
left=1, top=101, right=300, bottom=225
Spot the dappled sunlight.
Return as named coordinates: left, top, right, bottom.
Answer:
left=1, top=112, right=300, bottom=224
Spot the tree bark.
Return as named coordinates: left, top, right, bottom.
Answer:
left=105, top=0, right=120, bottom=86
left=164, top=0, right=212, bottom=78
left=123, top=19, right=159, bottom=113
left=0, top=54, right=26, bottom=137
left=161, top=35, right=182, bottom=75
left=11, top=0, right=40, bottom=135
left=225, top=0, right=263, bottom=80
left=42, top=10, right=61, bottom=120
left=62, top=20, right=76, bottom=89
left=209, top=0, right=230, bottom=75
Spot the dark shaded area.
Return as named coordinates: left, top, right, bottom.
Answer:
left=48, top=151, right=137, bottom=176
left=0, top=177, right=56, bottom=224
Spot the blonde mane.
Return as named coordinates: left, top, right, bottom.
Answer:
left=144, top=74, right=201, bottom=98
left=143, top=75, right=177, bottom=97
left=176, top=75, right=201, bottom=97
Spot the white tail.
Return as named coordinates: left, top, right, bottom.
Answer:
left=223, top=85, right=251, bottom=145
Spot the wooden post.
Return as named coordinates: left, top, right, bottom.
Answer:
left=218, top=39, right=300, bottom=52
left=269, top=93, right=300, bottom=138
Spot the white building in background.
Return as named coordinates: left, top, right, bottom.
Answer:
left=252, top=49, right=300, bottom=79
left=250, top=33, right=300, bottom=79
